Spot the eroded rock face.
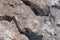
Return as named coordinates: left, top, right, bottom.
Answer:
left=22, top=0, right=50, bottom=16
left=0, top=0, right=60, bottom=40
left=0, top=21, right=28, bottom=40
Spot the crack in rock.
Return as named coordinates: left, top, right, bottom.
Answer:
left=21, top=0, right=50, bottom=16
left=51, top=4, right=60, bottom=10
left=0, top=15, right=43, bottom=40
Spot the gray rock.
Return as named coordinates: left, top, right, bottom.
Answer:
left=0, top=0, right=60, bottom=40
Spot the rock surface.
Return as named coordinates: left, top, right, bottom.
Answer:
left=0, top=0, right=60, bottom=40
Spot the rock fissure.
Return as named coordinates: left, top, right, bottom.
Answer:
left=0, top=15, right=43, bottom=40
left=22, top=0, right=50, bottom=16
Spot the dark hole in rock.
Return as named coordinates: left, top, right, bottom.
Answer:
left=9, top=4, right=16, bottom=8
left=8, top=2, right=17, bottom=8
left=54, top=34, right=57, bottom=36
left=20, top=28, right=43, bottom=40
left=22, top=0, right=48, bottom=16
left=57, top=24, right=60, bottom=27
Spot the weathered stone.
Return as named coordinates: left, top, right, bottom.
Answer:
left=0, top=0, right=60, bottom=40
left=22, top=0, right=50, bottom=16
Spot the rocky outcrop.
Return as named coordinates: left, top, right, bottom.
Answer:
left=0, top=0, right=60, bottom=40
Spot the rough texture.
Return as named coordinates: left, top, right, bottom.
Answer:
left=0, top=0, right=60, bottom=40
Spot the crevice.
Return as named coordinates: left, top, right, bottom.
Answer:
left=57, top=24, right=60, bottom=27
left=51, top=0, right=60, bottom=10
left=0, top=15, right=43, bottom=40
left=20, top=28, right=43, bottom=40
left=0, top=15, right=22, bottom=33
left=51, top=4, right=60, bottom=10
left=22, top=0, right=50, bottom=16
left=45, top=29, right=52, bottom=36
left=0, top=15, right=13, bottom=22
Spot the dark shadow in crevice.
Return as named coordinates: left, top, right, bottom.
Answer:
left=49, top=14, right=56, bottom=21
left=0, top=15, right=22, bottom=33
left=13, top=16, right=43, bottom=40
left=29, top=4, right=45, bottom=16
left=0, top=15, right=13, bottom=22
left=51, top=4, right=60, bottom=10
left=13, top=17, right=43, bottom=40
left=57, top=24, right=60, bottom=27
left=45, top=5, right=50, bottom=16
left=20, top=28, right=43, bottom=40
left=22, top=0, right=50, bottom=16
left=52, top=0, right=60, bottom=10
left=0, top=15, right=43, bottom=40
left=54, top=34, right=57, bottom=36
